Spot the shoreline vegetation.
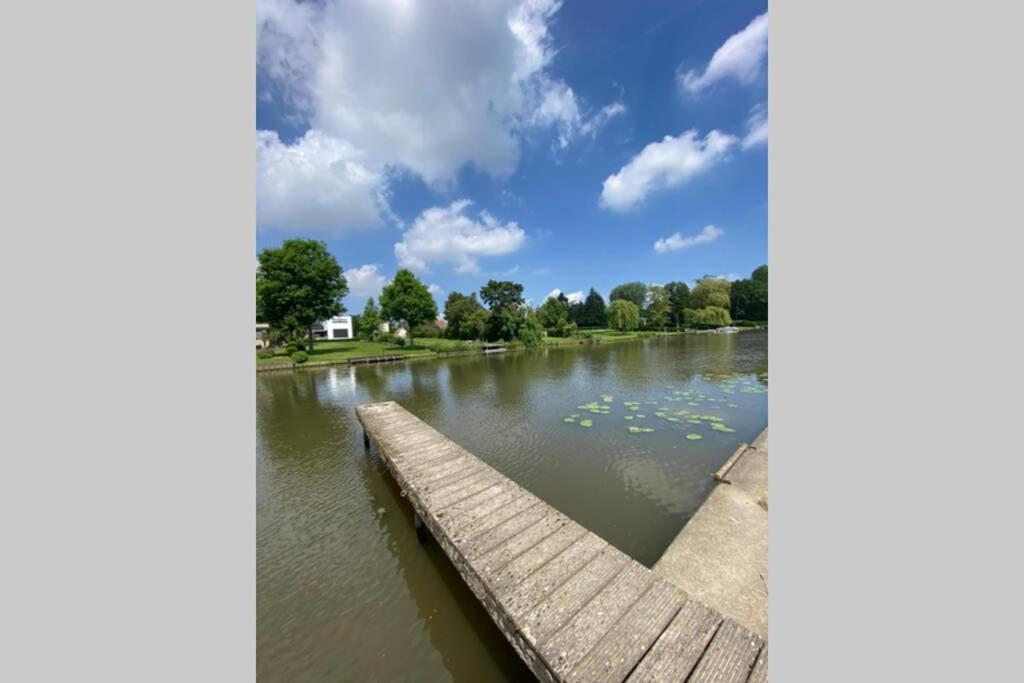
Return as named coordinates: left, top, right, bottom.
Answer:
left=256, top=239, right=768, bottom=370
left=256, top=324, right=766, bottom=371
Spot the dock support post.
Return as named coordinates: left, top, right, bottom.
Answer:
left=414, top=511, right=428, bottom=542
left=363, top=430, right=370, bottom=450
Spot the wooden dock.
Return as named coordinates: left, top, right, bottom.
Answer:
left=356, top=401, right=767, bottom=682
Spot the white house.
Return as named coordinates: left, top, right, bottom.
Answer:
left=256, top=322, right=270, bottom=349
left=312, top=315, right=354, bottom=340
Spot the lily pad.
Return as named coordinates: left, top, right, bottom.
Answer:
left=624, top=415, right=634, bottom=420
left=563, top=417, right=576, bottom=423
left=602, top=394, right=613, bottom=403
left=579, top=419, right=593, bottom=428
left=686, top=433, right=703, bottom=440
left=628, top=405, right=640, bottom=411
left=727, top=403, right=738, bottom=408
left=628, top=426, right=655, bottom=433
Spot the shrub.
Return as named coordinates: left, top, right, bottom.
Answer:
left=285, top=343, right=298, bottom=355
left=257, top=349, right=275, bottom=359
left=413, top=322, right=441, bottom=339
left=291, top=351, right=308, bottom=364
left=392, top=335, right=407, bottom=347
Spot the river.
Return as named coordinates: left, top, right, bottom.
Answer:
left=257, top=330, right=767, bottom=681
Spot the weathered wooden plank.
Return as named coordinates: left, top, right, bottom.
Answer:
left=487, top=522, right=589, bottom=596
left=539, top=560, right=653, bottom=677
left=567, top=578, right=686, bottom=683
left=502, top=533, right=608, bottom=621
left=746, top=646, right=767, bottom=683
left=520, top=548, right=629, bottom=647
left=474, top=510, right=568, bottom=577
left=427, top=469, right=505, bottom=510
left=463, top=502, right=551, bottom=561
left=450, top=494, right=542, bottom=547
left=687, top=619, right=763, bottom=683
left=626, top=596, right=723, bottom=682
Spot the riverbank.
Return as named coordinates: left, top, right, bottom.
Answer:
left=653, top=428, right=769, bottom=639
left=256, top=326, right=764, bottom=372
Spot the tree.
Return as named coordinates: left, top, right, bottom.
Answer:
left=609, top=281, right=647, bottom=309
left=608, top=299, right=641, bottom=332
left=480, top=280, right=527, bottom=341
left=359, top=298, right=382, bottom=341
left=645, top=285, right=670, bottom=330
left=578, top=288, right=607, bottom=327
left=517, top=308, right=546, bottom=346
left=256, top=239, right=348, bottom=351
left=683, top=306, right=732, bottom=327
left=691, top=277, right=732, bottom=310
left=444, top=292, right=487, bottom=339
left=728, top=265, right=767, bottom=321
left=479, top=280, right=524, bottom=313
left=537, top=297, right=570, bottom=335
left=664, top=281, right=691, bottom=328
left=379, top=269, right=438, bottom=347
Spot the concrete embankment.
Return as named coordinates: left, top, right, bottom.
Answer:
left=654, top=429, right=768, bottom=639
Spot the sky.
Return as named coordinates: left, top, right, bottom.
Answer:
left=256, top=0, right=767, bottom=313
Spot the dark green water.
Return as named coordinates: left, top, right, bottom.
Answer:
left=257, top=331, right=767, bottom=681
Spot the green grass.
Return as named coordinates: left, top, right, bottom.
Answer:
left=256, top=337, right=484, bottom=365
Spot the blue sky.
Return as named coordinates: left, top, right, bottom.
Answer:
left=256, top=0, right=767, bottom=313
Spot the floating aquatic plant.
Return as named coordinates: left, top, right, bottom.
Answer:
left=579, top=419, right=593, bottom=428
left=727, top=403, right=738, bottom=408
left=563, top=417, right=576, bottom=423
left=624, top=415, right=634, bottom=420
left=686, top=433, right=703, bottom=440
left=629, top=426, right=654, bottom=433
left=602, top=394, right=613, bottom=403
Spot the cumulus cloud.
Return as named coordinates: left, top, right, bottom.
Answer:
left=343, top=264, right=389, bottom=298
left=256, top=1, right=624, bottom=232
left=256, top=130, right=390, bottom=234
left=545, top=288, right=583, bottom=303
left=427, top=283, right=445, bottom=297
left=742, top=103, right=768, bottom=150
left=678, top=13, right=768, bottom=95
left=600, top=130, right=737, bottom=211
left=654, top=225, right=724, bottom=253
left=395, top=200, right=526, bottom=274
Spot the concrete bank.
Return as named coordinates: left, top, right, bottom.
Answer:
left=653, top=429, right=768, bottom=639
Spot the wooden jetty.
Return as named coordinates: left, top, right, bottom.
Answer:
left=356, top=401, right=767, bottom=682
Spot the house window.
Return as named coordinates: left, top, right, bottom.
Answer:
left=332, top=329, right=350, bottom=339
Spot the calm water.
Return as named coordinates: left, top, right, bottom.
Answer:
left=257, top=331, right=767, bottom=681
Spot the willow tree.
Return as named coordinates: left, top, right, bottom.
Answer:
left=608, top=299, right=640, bottom=332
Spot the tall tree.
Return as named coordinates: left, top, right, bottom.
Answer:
left=379, top=269, right=438, bottom=347
left=664, top=281, right=691, bottom=328
left=578, top=288, right=607, bottom=327
left=480, top=280, right=527, bottom=341
left=479, top=280, right=525, bottom=313
left=608, top=299, right=640, bottom=332
left=537, top=296, right=569, bottom=335
left=609, top=281, right=648, bottom=309
left=645, top=285, right=670, bottom=330
left=731, top=265, right=767, bottom=321
left=256, top=239, right=348, bottom=351
left=444, top=291, right=487, bottom=340
left=691, top=277, right=732, bottom=310
left=359, top=297, right=382, bottom=341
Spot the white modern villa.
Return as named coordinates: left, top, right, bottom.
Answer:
left=312, top=315, right=354, bottom=340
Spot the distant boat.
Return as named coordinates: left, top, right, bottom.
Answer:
left=716, top=326, right=740, bottom=334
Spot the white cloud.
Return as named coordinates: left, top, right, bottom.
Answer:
left=427, top=283, right=445, bottom=297
left=343, top=264, right=389, bottom=298
left=717, top=273, right=743, bottom=282
left=678, top=13, right=768, bottom=95
left=256, top=0, right=621, bottom=226
left=742, top=103, right=768, bottom=150
left=600, top=130, right=737, bottom=211
left=545, top=288, right=583, bottom=303
left=654, top=225, right=724, bottom=253
left=256, top=130, right=390, bottom=234
left=395, top=199, right=526, bottom=274
left=579, top=101, right=627, bottom=137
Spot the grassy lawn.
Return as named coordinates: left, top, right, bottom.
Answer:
left=257, top=337, right=485, bottom=365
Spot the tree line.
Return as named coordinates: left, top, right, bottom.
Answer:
left=257, top=238, right=766, bottom=350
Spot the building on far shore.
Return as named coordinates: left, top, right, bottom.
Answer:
left=434, top=318, right=447, bottom=333
left=256, top=322, right=271, bottom=349
left=312, top=315, right=354, bottom=341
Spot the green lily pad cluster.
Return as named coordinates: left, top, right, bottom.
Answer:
left=629, top=426, right=654, bottom=434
